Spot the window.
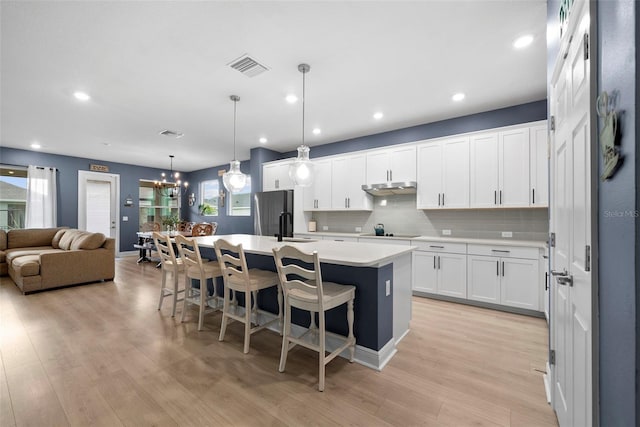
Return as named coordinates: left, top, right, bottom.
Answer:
left=228, top=177, right=251, bottom=216
left=0, top=166, right=27, bottom=230
left=199, top=180, right=219, bottom=216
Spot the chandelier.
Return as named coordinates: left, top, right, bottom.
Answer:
left=155, top=155, right=188, bottom=198
left=289, top=63, right=314, bottom=187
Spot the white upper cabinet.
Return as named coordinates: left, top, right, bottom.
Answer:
left=529, top=124, right=549, bottom=207
left=302, top=159, right=332, bottom=211
left=262, top=161, right=294, bottom=192
left=469, top=132, right=499, bottom=207
left=470, top=127, right=530, bottom=208
left=417, top=137, right=469, bottom=209
left=499, top=128, right=530, bottom=207
left=366, top=146, right=416, bottom=184
left=331, top=154, right=372, bottom=210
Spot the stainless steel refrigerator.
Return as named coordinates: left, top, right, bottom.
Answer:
left=253, top=190, right=294, bottom=238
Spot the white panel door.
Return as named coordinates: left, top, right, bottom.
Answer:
left=499, top=128, right=530, bottom=207
left=467, top=255, right=500, bottom=303
left=78, top=171, right=119, bottom=250
left=437, top=253, right=467, bottom=298
left=389, top=146, right=416, bottom=182
left=501, top=257, right=539, bottom=310
left=313, top=160, right=332, bottom=209
left=550, top=2, right=593, bottom=425
left=469, top=132, right=499, bottom=207
left=333, top=154, right=371, bottom=210
left=442, top=137, right=469, bottom=208
left=416, top=142, right=442, bottom=209
left=412, top=251, right=437, bottom=293
left=530, top=125, right=549, bottom=206
left=365, top=150, right=390, bottom=184
left=331, top=157, right=349, bottom=209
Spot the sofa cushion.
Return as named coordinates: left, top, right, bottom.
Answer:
left=12, top=255, right=41, bottom=277
left=52, top=228, right=69, bottom=249
left=0, top=250, right=5, bottom=263
left=58, top=229, right=84, bottom=250
left=7, top=227, right=61, bottom=249
left=71, top=232, right=106, bottom=250
left=0, top=230, right=6, bottom=250
left=6, top=247, right=60, bottom=264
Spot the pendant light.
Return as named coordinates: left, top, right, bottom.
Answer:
left=154, top=155, right=188, bottom=198
left=289, top=63, right=314, bottom=187
left=222, top=95, right=248, bottom=194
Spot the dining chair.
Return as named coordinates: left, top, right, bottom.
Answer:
left=152, top=232, right=184, bottom=317
left=214, top=239, right=282, bottom=353
left=272, top=245, right=356, bottom=392
left=174, top=234, right=223, bottom=330
left=191, top=223, right=214, bottom=236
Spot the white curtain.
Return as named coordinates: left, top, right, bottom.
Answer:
left=25, top=165, right=57, bottom=228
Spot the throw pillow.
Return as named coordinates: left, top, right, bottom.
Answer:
left=58, top=229, right=82, bottom=250
left=51, top=228, right=68, bottom=249
left=71, top=232, right=106, bottom=250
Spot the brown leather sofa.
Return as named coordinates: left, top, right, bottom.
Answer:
left=0, top=227, right=115, bottom=294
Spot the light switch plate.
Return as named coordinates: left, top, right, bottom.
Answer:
left=322, top=226, right=328, bottom=231
left=355, top=227, right=362, bottom=232
left=385, top=280, right=391, bottom=296
left=122, top=216, right=128, bottom=221
left=442, top=229, right=452, bottom=235
left=502, top=231, right=513, bottom=238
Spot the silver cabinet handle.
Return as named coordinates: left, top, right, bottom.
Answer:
left=438, top=193, right=441, bottom=206
left=442, top=193, right=445, bottom=206
left=500, top=190, right=502, bottom=205
left=275, top=179, right=279, bottom=189
left=491, top=249, right=510, bottom=253
left=429, top=245, right=444, bottom=249
left=390, top=170, right=393, bottom=181
left=502, top=261, right=505, bottom=277
left=496, top=261, right=500, bottom=276
left=494, top=190, right=497, bottom=205
left=532, top=188, right=536, bottom=204
left=437, top=255, right=441, bottom=270
left=433, top=256, right=436, bottom=269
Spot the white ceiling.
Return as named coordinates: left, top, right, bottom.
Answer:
left=0, top=1, right=547, bottom=172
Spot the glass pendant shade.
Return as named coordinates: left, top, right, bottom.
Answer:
left=223, top=160, right=247, bottom=194
left=289, top=145, right=314, bottom=187
left=289, top=63, right=314, bottom=187
left=222, top=94, right=248, bottom=194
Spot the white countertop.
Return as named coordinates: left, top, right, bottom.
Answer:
left=192, top=234, right=415, bottom=268
left=296, top=231, right=547, bottom=249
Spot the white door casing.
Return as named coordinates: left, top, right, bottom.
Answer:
left=549, top=1, right=594, bottom=425
left=78, top=171, right=119, bottom=253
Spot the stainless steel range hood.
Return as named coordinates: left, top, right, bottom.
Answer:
left=361, top=181, right=417, bottom=196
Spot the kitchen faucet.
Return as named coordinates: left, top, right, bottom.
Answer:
left=277, top=211, right=293, bottom=242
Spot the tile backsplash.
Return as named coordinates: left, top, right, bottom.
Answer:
left=310, top=194, right=548, bottom=242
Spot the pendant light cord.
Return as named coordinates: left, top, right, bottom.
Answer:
left=233, top=97, right=237, bottom=161
left=301, top=69, right=306, bottom=147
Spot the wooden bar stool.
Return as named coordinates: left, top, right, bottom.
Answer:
left=272, top=245, right=356, bottom=391
left=152, top=232, right=184, bottom=317
left=214, top=239, right=282, bottom=353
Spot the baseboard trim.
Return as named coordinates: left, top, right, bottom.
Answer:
left=412, top=291, right=545, bottom=318
left=118, top=251, right=138, bottom=257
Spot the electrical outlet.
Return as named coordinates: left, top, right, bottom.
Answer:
left=322, top=226, right=328, bottom=231
left=122, top=216, right=128, bottom=221
left=355, top=226, right=362, bottom=232
left=442, top=229, right=452, bottom=235
left=502, top=231, right=513, bottom=238
left=385, top=280, right=391, bottom=296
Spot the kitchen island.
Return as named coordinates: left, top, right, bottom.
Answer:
left=193, top=234, right=414, bottom=370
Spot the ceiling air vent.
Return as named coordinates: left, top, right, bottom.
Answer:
left=228, top=54, right=269, bottom=77
left=159, top=130, right=184, bottom=138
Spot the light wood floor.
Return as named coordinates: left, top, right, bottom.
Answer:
left=0, top=256, right=558, bottom=427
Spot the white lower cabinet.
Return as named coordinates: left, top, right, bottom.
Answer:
left=412, top=242, right=467, bottom=298
left=467, top=244, right=539, bottom=311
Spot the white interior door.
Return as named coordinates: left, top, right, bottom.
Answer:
left=78, top=171, right=119, bottom=250
left=549, top=2, right=593, bottom=426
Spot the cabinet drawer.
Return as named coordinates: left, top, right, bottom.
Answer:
left=467, top=244, right=538, bottom=259
left=411, top=241, right=466, bottom=254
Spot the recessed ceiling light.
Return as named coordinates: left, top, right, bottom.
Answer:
left=259, top=137, right=268, bottom=144
left=73, top=91, right=91, bottom=101
left=31, top=142, right=41, bottom=149
left=373, top=112, right=384, bottom=120
left=513, top=34, right=534, bottom=49
left=102, top=142, right=111, bottom=146
left=285, top=94, right=298, bottom=104
left=312, top=128, right=321, bottom=135
left=452, top=93, right=465, bottom=102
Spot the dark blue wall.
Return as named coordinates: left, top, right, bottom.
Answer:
left=0, top=146, right=183, bottom=253
left=595, top=1, right=638, bottom=425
